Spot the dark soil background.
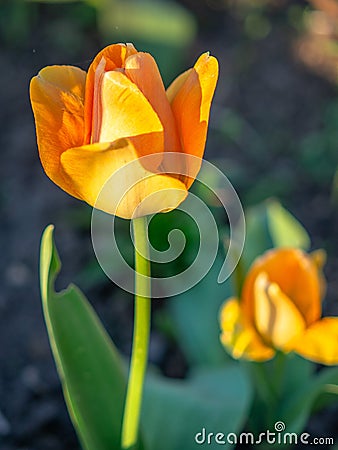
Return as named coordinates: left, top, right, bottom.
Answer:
left=1, top=0, right=338, bottom=449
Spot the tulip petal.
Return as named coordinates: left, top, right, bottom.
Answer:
left=168, top=53, right=218, bottom=187
left=242, top=248, right=322, bottom=328
left=34, top=65, right=86, bottom=98
left=254, top=272, right=306, bottom=351
left=310, top=249, right=327, bottom=298
left=30, top=65, right=86, bottom=198
left=220, top=298, right=275, bottom=362
left=166, top=69, right=192, bottom=103
left=61, top=139, right=188, bottom=219
left=84, top=43, right=138, bottom=143
left=292, top=318, right=338, bottom=365
left=125, top=52, right=181, bottom=154
left=95, top=70, right=165, bottom=169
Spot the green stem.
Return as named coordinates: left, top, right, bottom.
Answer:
left=251, top=361, right=278, bottom=404
left=121, top=216, right=151, bottom=450
left=273, top=351, right=286, bottom=395
left=233, top=255, right=245, bottom=299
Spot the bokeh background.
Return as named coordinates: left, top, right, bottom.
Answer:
left=1, top=0, right=338, bottom=448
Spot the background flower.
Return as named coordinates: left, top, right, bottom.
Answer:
left=220, top=248, right=338, bottom=365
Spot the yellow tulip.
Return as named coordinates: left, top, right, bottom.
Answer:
left=220, top=248, right=338, bottom=365
left=30, top=43, right=218, bottom=219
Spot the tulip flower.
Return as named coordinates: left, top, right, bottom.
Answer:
left=220, top=248, right=338, bottom=365
left=30, top=43, right=218, bottom=219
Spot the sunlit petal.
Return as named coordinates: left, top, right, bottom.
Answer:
left=168, top=53, right=218, bottom=187
left=292, top=318, right=338, bottom=365
left=61, top=139, right=187, bottom=219
left=31, top=44, right=218, bottom=219
left=84, top=43, right=138, bottom=143
left=166, top=69, right=192, bottom=103
left=97, top=70, right=164, bottom=169
left=30, top=65, right=86, bottom=198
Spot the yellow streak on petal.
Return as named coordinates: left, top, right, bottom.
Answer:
left=98, top=70, right=164, bottom=167
left=91, top=56, right=107, bottom=144
left=84, top=43, right=138, bottom=143
left=254, top=272, right=306, bottom=351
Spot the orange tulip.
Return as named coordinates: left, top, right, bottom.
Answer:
left=30, top=43, right=218, bottom=219
left=220, top=248, right=338, bottom=365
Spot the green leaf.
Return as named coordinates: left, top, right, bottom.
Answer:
left=242, top=199, right=310, bottom=270
left=98, top=0, right=196, bottom=47
left=278, top=367, right=338, bottom=433
left=240, top=203, right=272, bottom=269
left=142, top=365, right=252, bottom=450
left=266, top=200, right=310, bottom=250
left=167, top=256, right=232, bottom=367
left=97, top=0, right=197, bottom=85
left=279, top=354, right=314, bottom=396
left=40, top=225, right=130, bottom=450
left=245, top=353, right=314, bottom=433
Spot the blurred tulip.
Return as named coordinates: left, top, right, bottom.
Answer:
left=30, top=43, right=218, bottom=218
left=220, top=248, right=338, bottom=365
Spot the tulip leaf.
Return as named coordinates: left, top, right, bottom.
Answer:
left=266, top=200, right=310, bottom=250
left=278, top=366, right=338, bottom=433
left=249, top=354, right=338, bottom=435
left=98, top=0, right=196, bottom=84
left=142, top=365, right=252, bottom=450
left=167, top=256, right=232, bottom=367
left=242, top=199, right=310, bottom=269
left=245, top=353, right=315, bottom=433
left=40, top=225, right=131, bottom=450
left=99, top=0, right=196, bottom=47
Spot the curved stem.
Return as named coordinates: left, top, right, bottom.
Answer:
left=121, top=216, right=151, bottom=449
